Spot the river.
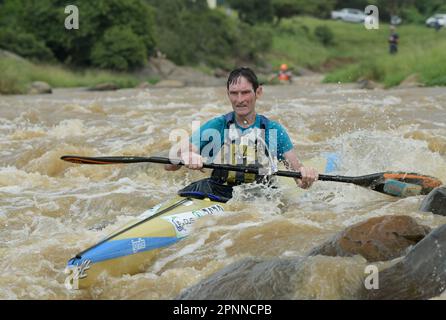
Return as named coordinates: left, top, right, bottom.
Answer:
left=1, top=75, right=445, bottom=299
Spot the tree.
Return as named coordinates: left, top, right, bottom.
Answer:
left=313, top=0, right=336, bottom=18
left=227, top=0, right=274, bottom=25
left=0, top=28, right=54, bottom=61
left=147, top=0, right=272, bottom=67
left=0, top=0, right=156, bottom=69
left=91, top=26, right=147, bottom=71
left=272, top=0, right=335, bottom=23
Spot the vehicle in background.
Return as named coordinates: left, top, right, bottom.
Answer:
left=425, top=14, right=446, bottom=27
left=331, top=8, right=366, bottom=23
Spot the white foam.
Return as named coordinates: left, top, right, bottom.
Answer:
left=151, top=231, right=210, bottom=274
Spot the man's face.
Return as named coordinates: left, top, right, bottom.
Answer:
left=227, top=76, right=262, bottom=118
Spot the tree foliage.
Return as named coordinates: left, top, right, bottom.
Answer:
left=226, top=0, right=274, bottom=25
left=0, top=28, right=55, bottom=61
left=0, top=0, right=156, bottom=70
left=147, top=0, right=272, bottom=68
left=91, top=26, right=147, bottom=71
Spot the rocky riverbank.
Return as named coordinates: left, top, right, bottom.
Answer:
left=178, top=187, right=446, bottom=300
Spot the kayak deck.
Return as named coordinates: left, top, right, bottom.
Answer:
left=65, top=196, right=226, bottom=289
left=64, top=154, right=337, bottom=289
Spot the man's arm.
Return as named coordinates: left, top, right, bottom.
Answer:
left=165, top=116, right=225, bottom=171
left=283, top=150, right=318, bottom=189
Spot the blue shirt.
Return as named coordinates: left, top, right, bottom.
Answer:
left=190, top=114, right=294, bottom=161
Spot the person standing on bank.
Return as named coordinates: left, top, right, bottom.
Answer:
left=434, top=18, right=442, bottom=32
left=388, top=26, right=399, bottom=54
left=165, top=67, right=318, bottom=189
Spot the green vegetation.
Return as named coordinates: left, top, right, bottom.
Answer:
left=2, top=0, right=446, bottom=94
left=146, top=0, right=272, bottom=68
left=314, top=25, right=335, bottom=46
left=266, top=16, right=446, bottom=87
left=226, top=0, right=274, bottom=25
left=0, top=29, right=55, bottom=62
left=91, top=26, right=148, bottom=71
left=227, top=0, right=336, bottom=25
left=0, top=56, right=140, bottom=94
left=320, top=21, right=446, bottom=87
left=0, top=0, right=156, bottom=69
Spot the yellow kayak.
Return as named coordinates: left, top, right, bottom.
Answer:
left=64, top=154, right=338, bottom=289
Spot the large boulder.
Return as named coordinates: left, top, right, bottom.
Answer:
left=136, top=57, right=224, bottom=87
left=308, top=215, right=431, bottom=262
left=361, top=224, right=446, bottom=299
left=0, top=49, right=27, bottom=62
left=168, top=66, right=225, bottom=87
left=356, top=78, right=383, bottom=90
left=148, top=57, right=177, bottom=77
left=28, top=81, right=52, bottom=94
left=420, top=186, right=446, bottom=216
left=177, top=257, right=304, bottom=300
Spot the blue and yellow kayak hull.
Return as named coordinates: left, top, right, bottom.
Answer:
left=64, top=154, right=338, bottom=289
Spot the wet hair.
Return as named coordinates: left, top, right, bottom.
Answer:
left=227, top=67, right=260, bottom=92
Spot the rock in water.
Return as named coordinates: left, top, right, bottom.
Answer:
left=177, top=257, right=303, bottom=300
left=420, top=186, right=446, bottom=216
left=28, top=81, right=52, bottom=94
left=308, top=215, right=431, bottom=262
left=361, top=224, right=446, bottom=299
left=88, top=83, right=119, bottom=91
left=356, top=78, right=382, bottom=90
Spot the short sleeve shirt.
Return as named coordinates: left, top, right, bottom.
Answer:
left=190, top=114, right=293, bottom=161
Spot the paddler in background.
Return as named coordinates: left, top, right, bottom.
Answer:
left=165, top=67, right=318, bottom=191
left=269, top=64, right=293, bottom=84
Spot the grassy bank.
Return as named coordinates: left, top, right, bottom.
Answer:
left=0, top=56, right=142, bottom=94
left=3, top=16, right=446, bottom=94
left=267, top=17, right=446, bottom=87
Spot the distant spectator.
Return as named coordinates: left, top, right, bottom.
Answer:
left=434, top=19, right=442, bottom=32
left=388, top=26, right=399, bottom=54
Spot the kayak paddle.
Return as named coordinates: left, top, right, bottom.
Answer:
left=61, top=155, right=442, bottom=197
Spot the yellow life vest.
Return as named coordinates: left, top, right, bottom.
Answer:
left=211, top=112, right=270, bottom=186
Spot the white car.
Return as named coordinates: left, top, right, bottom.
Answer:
left=426, top=14, right=446, bottom=27
left=331, top=8, right=365, bottom=23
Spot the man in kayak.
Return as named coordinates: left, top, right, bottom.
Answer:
left=269, top=64, right=293, bottom=84
left=165, top=67, right=318, bottom=189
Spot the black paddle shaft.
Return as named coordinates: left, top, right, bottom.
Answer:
left=60, top=155, right=442, bottom=195
left=61, top=155, right=383, bottom=184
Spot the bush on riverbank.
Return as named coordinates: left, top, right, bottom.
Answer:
left=147, top=0, right=272, bottom=69
left=0, top=56, right=140, bottom=94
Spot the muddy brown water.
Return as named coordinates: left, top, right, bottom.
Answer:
left=1, top=76, right=445, bottom=299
